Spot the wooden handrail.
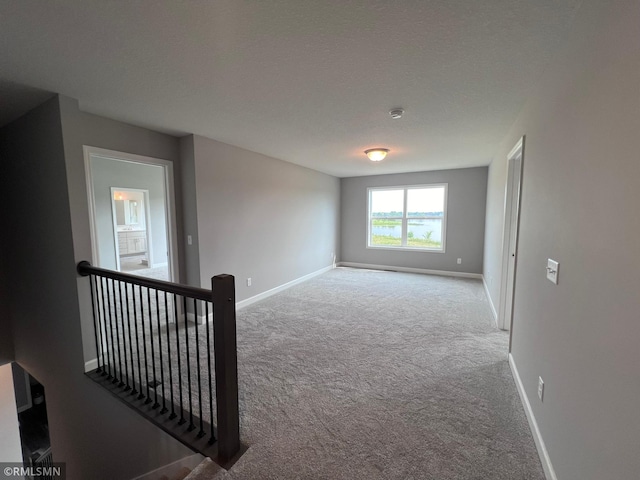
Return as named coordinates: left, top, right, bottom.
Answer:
left=77, top=260, right=212, bottom=301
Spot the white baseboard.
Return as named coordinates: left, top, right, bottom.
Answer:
left=184, top=311, right=211, bottom=326
left=236, top=264, right=335, bottom=310
left=82, top=265, right=335, bottom=371
left=84, top=358, right=98, bottom=373
left=337, top=262, right=483, bottom=279
left=509, top=353, right=557, bottom=480
left=482, top=275, right=498, bottom=327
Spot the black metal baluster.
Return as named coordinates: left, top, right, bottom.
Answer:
left=101, top=277, right=112, bottom=379
left=132, top=284, right=143, bottom=400
left=164, top=291, right=176, bottom=419
left=96, top=276, right=107, bottom=375
left=77, top=262, right=241, bottom=460
left=156, top=290, right=167, bottom=414
left=175, top=294, right=185, bottom=425
left=184, top=295, right=194, bottom=431
left=110, top=279, right=124, bottom=387
left=119, top=281, right=131, bottom=391
left=109, top=278, right=121, bottom=384
left=77, top=262, right=241, bottom=461
left=149, top=287, right=159, bottom=409
left=88, top=275, right=102, bottom=374
left=141, top=286, right=151, bottom=404
left=113, top=280, right=126, bottom=387
left=205, top=301, right=216, bottom=444
left=194, top=298, right=205, bottom=438
left=125, top=283, right=137, bottom=396
left=100, top=277, right=110, bottom=377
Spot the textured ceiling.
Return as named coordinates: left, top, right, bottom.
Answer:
left=0, top=0, right=581, bottom=177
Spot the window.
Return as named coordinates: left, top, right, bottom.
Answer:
left=367, top=184, right=447, bottom=251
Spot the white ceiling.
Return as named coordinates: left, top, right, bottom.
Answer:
left=0, top=0, right=581, bottom=177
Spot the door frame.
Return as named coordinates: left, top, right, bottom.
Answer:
left=110, top=187, right=152, bottom=271
left=83, top=146, right=180, bottom=282
left=498, top=136, right=525, bottom=337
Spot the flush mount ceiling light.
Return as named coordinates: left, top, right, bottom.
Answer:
left=365, top=148, right=390, bottom=162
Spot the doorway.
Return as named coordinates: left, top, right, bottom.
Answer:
left=84, top=146, right=179, bottom=282
left=11, top=363, right=52, bottom=469
left=111, top=187, right=153, bottom=273
left=498, top=137, right=524, bottom=335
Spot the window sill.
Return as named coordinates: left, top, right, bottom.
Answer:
left=366, top=245, right=445, bottom=253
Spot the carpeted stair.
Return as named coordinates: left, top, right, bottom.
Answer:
left=183, top=458, right=229, bottom=480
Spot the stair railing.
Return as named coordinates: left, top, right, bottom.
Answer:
left=77, top=261, right=240, bottom=465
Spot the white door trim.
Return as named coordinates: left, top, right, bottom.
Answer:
left=83, top=146, right=180, bottom=282
left=498, top=136, right=524, bottom=333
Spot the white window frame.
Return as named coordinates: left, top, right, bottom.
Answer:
left=366, top=184, right=448, bottom=253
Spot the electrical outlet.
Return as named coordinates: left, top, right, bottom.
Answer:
left=187, top=235, right=192, bottom=245
left=457, top=258, right=462, bottom=264
left=246, top=277, right=252, bottom=287
left=538, top=376, right=544, bottom=402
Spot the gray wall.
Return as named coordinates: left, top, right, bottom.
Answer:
left=192, top=135, right=340, bottom=300
left=0, top=141, right=15, bottom=365
left=58, top=97, right=180, bottom=267
left=0, top=96, right=191, bottom=479
left=89, top=156, right=168, bottom=270
left=0, top=213, right=14, bottom=365
left=483, top=1, right=640, bottom=478
left=11, top=364, right=29, bottom=410
left=341, top=168, right=487, bottom=274
left=178, top=136, right=201, bottom=287
left=58, top=96, right=183, bottom=364
left=0, top=298, right=12, bottom=365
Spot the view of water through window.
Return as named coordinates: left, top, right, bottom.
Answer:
left=371, top=219, right=443, bottom=243
left=369, top=185, right=446, bottom=250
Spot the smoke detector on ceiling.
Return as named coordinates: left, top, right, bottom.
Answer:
left=389, top=108, right=404, bottom=119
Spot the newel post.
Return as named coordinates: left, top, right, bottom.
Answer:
left=212, top=274, right=240, bottom=462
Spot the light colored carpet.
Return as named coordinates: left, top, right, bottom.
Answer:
left=224, top=267, right=544, bottom=479
left=104, top=267, right=544, bottom=479
left=184, top=458, right=226, bottom=480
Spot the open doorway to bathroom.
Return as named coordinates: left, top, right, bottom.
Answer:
left=84, top=147, right=179, bottom=282
left=111, top=187, right=155, bottom=275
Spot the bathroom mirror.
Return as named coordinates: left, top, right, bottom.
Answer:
left=114, top=199, right=139, bottom=226
left=112, top=188, right=146, bottom=228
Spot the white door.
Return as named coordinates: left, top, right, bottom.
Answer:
left=498, top=137, right=524, bottom=334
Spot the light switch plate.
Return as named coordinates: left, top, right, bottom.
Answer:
left=538, top=376, right=545, bottom=401
left=546, top=259, right=559, bottom=284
